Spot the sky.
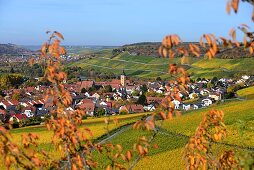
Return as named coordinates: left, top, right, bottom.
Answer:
left=0, top=0, right=253, bottom=45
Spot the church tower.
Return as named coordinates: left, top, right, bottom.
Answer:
left=120, top=70, right=126, bottom=87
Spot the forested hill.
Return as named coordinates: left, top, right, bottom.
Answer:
left=0, top=43, right=33, bottom=55
left=115, top=42, right=254, bottom=59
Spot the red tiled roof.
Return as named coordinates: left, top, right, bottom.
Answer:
left=78, top=103, right=95, bottom=112
left=125, top=104, right=144, bottom=113
left=1, top=100, right=11, bottom=107
left=77, top=81, right=94, bottom=90
left=146, top=97, right=163, bottom=104
left=0, top=109, right=6, bottom=115
left=26, top=87, right=35, bottom=93
left=81, top=99, right=94, bottom=104
left=13, top=114, right=27, bottom=120
left=9, top=100, right=19, bottom=106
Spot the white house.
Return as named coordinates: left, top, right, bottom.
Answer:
left=23, top=110, right=34, bottom=118
left=84, top=92, right=90, bottom=97
left=156, top=89, right=163, bottom=94
left=200, top=89, right=210, bottom=96
left=100, top=101, right=107, bottom=106
left=144, top=105, right=156, bottom=111
left=183, top=104, right=191, bottom=111
left=202, top=98, right=213, bottom=107
left=92, top=93, right=100, bottom=99
left=242, top=75, right=250, bottom=80
left=172, top=99, right=181, bottom=109
left=209, top=93, right=221, bottom=101
left=193, top=104, right=199, bottom=110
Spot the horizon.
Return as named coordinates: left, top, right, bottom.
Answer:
left=0, top=0, right=253, bottom=46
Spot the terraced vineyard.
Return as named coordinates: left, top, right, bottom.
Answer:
left=67, top=51, right=254, bottom=79
left=92, top=96, right=254, bottom=169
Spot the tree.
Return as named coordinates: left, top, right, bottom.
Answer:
left=12, top=92, right=21, bottom=101
left=104, top=85, right=112, bottom=92
left=81, top=87, right=87, bottom=93
left=137, top=94, right=147, bottom=105
left=95, top=108, right=105, bottom=117
left=140, top=84, right=148, bottom=94
left=156, top=77, right=162, bottom=81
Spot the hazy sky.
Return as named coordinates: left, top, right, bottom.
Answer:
left=0, top=0, right=253, bottom=45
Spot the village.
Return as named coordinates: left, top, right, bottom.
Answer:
left=0, top=70, right=253, bottom=127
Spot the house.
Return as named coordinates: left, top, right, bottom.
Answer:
left=172, top=99, right=181, bottom=109
left=209, top=93, right=221, bottom=101
left=144, top=105, right=156, bottom=111
left=0, top=100, right=19, bottom=110
left=9, top=114, right=27, bottom=123
left=120, top=104, right=144, bottom=114
left=146, top=97, right=163, bottom=105
left=91, top=93, right=100, bottom=100
left=182, top=104, right=191, bottom=111
left=200, top=89, right=210, bottom=96
left=77, top=80, right=94, bottom=91
left=22, top=106, right=35, bottom=118
left=202, top=98, right=213, bottom=107
left=191, top=103, right=202, bottom=110
left=242, top=75, right=250, bottom=80
left=78, top=99, right=95, bottom=116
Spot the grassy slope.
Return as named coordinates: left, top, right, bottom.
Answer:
left=93, top=99, right=254, bottom=169
left=188, top=58, right=254, bottom=79
left=237, top=86, right=254, bottom=100
left=68, top=51, right=254, bottom=79
left=1, top=113, right=149, bottom=170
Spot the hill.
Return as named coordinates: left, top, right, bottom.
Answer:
left=67, top=51, right=254, bottom=79
left=116, top=42, right=254, bottom=58
left=0, top=43, right=33, bottom=55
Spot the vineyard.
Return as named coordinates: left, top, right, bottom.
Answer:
left=67, top=51, right=254, bottom=79
left=90, top=95, right=254, bottom=169
left=0, top=113, right=149, bottom=170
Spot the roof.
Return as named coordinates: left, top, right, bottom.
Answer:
left=81, top=99, right=94, bottom=104
left=124, top=104, right=144, bottom=113
left=9, top=100, right=19, bottom=106
left=12, top=114, right=27, bottom=120
left=78, top=102, right=95, bottom=112
left=77, top=80, right=94, bottom=90
left=0, top=109, right=6, bottom=115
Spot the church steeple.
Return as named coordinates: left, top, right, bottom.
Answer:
left=120, top=70, right=126, bottom=86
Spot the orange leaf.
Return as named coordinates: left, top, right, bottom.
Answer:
left=204, top=34, right=212, bottom=46
left=229, top=28, right=236, bottom=41
left=153, top=144, right=159, bottom=149
left=249, top=47, right=253, bottom=54
left=54, top=31, right=64, bottom=40
left=159, top=112, right=167, bottom=120
left=226, top=1, right=231, bottom=14
left=126, top=150, right=132, bottom=161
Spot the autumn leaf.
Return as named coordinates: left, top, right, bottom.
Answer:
left=126, top=150, right=132, bottom=161
left=54, top=31, right=64, bottom=40
left=229, top=28, right=236, bottom=41
left=226, top=0, right=231, bottom=14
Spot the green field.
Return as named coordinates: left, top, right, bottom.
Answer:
left=67, top=51, right=254, bottom=79
left=92, top=99, right=254, bottom=169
